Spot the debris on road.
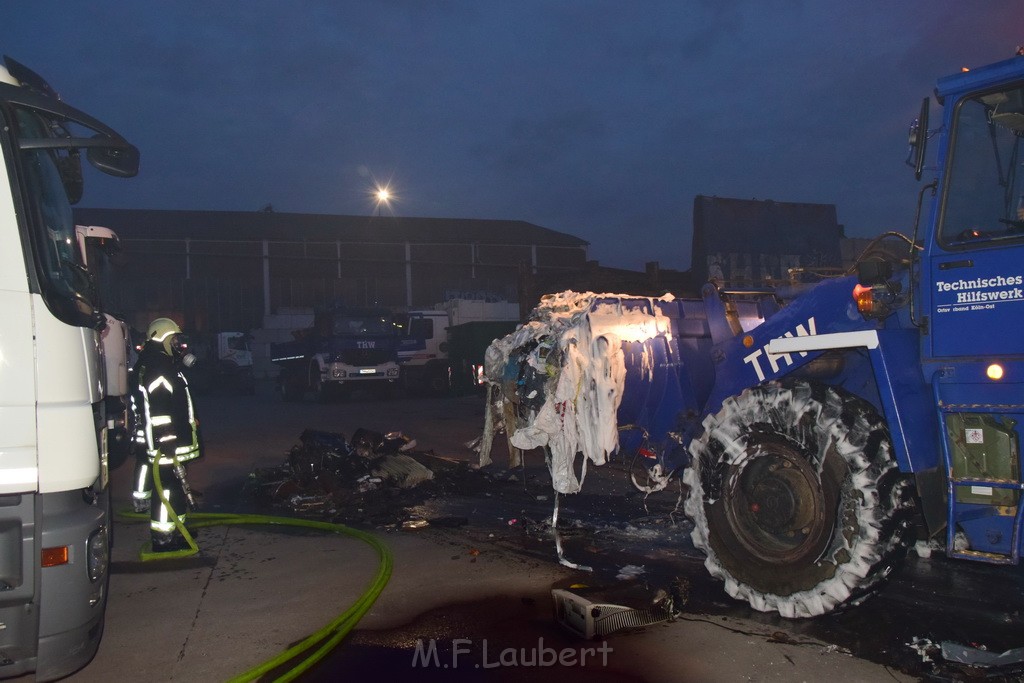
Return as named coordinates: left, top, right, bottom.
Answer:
left=251, top=429, right=451, bottom=524
left=904, top=633, right=1024, bottom=679
left=249, top=427, right=695, bottom=600
left=402, top=519, right=429, bottom=530
left=552, top=581, right=679, bottom=639
left=616, top=564, right=646, bottom=581
left=371, top=454, right=434, bottom=489
left=941, top=640, right=1024, bottom=668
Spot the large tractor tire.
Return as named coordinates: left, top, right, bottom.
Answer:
left=684, top=379, right=914, bottom=618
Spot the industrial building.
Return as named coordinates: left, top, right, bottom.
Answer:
left=691, top=195, right=846, bottom=286
left=75, top=198, right=862, bottom=338
left=72, top=208, right=589, bottom=333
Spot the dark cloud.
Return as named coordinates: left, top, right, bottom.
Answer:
left=1, top=1, right=1020, bottom=270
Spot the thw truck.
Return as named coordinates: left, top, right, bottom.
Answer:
left=0, top=58, right=138, bottom=678
left=486, top=51, right=1024, bottom=618
left=271, top=305, right=400, bottom=400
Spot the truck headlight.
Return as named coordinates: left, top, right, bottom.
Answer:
left=333, top=368, right=346, bottom=378
left=87, top=526, right=109, bottom=583
left=387, top=367, right=399, bottom=377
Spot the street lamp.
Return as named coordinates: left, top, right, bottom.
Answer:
left=374, top=186, right=392, bottom=216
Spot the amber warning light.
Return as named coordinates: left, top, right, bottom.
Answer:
left=853, top=283, right=874, bottom=316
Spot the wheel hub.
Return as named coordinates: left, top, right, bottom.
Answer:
left=749, top=475, right=800, bottom=532
left=724, top=439, right=831, bottom=564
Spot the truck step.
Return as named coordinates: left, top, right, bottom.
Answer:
left=949, top=549, right=1016, bottom=565
left=940, top=402, right=1024, bottom=413
left=949, top=476, right=1023, bottom=486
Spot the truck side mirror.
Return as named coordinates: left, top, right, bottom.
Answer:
left=86, top=137, right=139, bottom=178
left=908, top=97, right=929, bottom=181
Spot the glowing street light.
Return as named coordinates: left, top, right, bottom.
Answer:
left=373, top=185, right=394, bottom=216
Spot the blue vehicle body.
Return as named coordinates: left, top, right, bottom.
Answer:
left=270, top=306, right=400, bottom=400
left=611, top=277, right=896, bottom=465
left=490, top=53, right=1024, bottom=615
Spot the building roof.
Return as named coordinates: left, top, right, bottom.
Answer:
left=72, top=208, right=589, bottom=247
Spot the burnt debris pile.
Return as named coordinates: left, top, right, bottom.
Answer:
left=250, top=428, right=481, bottom=525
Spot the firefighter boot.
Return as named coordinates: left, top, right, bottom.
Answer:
left=152, top=531, right=191, bottom=553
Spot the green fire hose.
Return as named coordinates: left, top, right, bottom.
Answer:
left=120, top=461, right=393, bottom=681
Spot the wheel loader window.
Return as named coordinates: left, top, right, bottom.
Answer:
left=940, top=84, right=1024, bottom=247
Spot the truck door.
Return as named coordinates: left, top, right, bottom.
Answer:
left=928, top=81, right=1024, bottom=359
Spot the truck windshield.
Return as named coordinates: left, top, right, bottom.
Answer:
left=13, top=106, right=94, bottom=323
left=227, top=335, right=249, bottom=352
left=331, top=315, right=394, bottom=336
left=940, top=83, right=1024, bottom=246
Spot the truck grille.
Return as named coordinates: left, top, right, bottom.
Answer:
left=336, top=348, right=393, bottom=366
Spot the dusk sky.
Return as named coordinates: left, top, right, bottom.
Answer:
left=3, top=3, right=1021, bottom=270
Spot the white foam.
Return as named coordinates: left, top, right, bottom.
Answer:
left=485, top=291, right=676, bottom=494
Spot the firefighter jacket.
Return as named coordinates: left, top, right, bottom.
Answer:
left=131, top=343, right=201, bottom=466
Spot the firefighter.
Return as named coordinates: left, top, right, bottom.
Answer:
left=130, top=318, right=201, bottom=552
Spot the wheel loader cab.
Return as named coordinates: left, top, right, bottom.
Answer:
left=921, top=57, right=1024, bottom=564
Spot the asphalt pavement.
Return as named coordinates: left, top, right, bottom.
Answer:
left=55, top=384, right=917, bottom=682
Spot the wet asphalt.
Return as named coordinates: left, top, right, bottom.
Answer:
left=71, top=382, right=1024, bottom=681
left=304, top=455, right=1024, bottom=682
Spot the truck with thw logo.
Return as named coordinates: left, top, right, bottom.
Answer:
left=271, top=305, right=400, bottom=401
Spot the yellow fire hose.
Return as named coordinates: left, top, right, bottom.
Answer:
left=119, top=461, right=393, bottom=681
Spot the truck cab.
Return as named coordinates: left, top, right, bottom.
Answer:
left=916, top=57, right=1024, bottom=562
left=76, top=224, right=134, bottom=469
left=272, top=306, right=400, bottom=401
left=397, top=301, right=520, bottom=394
left=397, top=310, right=452, bottom=393
left=0, top=57, right=138, bottom=679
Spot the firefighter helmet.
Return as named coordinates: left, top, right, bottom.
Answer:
left=146, top=317, right=182, bottom=355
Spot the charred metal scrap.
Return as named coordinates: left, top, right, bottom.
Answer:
left=251, top=428, right=435, bottom=521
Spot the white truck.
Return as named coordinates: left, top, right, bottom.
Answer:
left=186, top=331, right=256, bottom=395
left=0, top=58, right=138, bottom=679
left=76, top=225, right=135, bottom=469
left=397, top=300, right=519, bottom=393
